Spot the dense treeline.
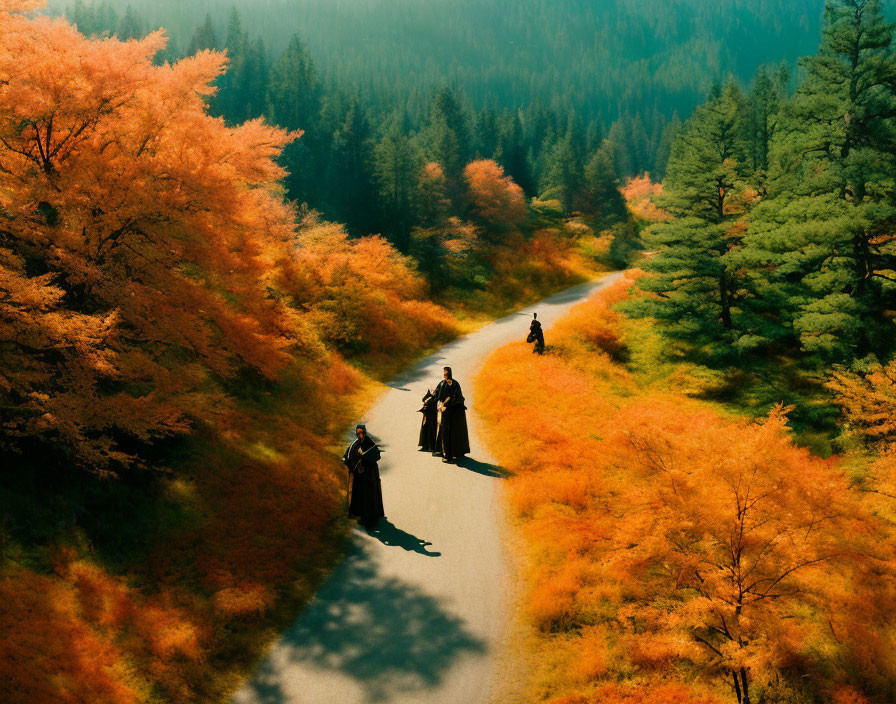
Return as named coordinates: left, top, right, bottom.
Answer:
left=52, top=0, right=823, bottom=121
left=49, top=0, right=827, bottom=219
left=51, top=1, right=645, bottom=254
left=629, top=0, right=896, bottom=377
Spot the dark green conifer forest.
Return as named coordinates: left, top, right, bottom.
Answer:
left=629, top=0, right=896, bottom=368
left=50, top=0, right=827, bottom=243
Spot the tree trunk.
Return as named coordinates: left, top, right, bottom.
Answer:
left=719, top=268, right=732, bottom=329
left=740, top=667, right=751, bottom=704
left=731, top=669, right=743, bottom=704
left=853, top=230, right=871, bottom=299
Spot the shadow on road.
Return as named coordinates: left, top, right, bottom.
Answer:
left=456, top=456, right=513, bottom=479
left=366, top=519, right=441, bottom=556
left=235, top=545, right=484, bottom=704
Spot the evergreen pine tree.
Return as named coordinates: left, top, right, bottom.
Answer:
left=606, top=118, right=635, bottom=179
left=495, top=111, right=533, bottom=195
left=373, top=119, right=424, bottom=251
left=268, top=34, right=322, bottom=206
left=427, top=86, right=472, bottom=199
left=583, top=140, right=627, bottom=226
left=117, top=5, right=145, bottom=41
left=585, top=118, right=605, bottom=156
left=95, top=2, right=118, bottom=36
left=213, top=8, right=248, bottom=122
left=654, top=111, right=681, bottom=181
left=329, top=99, right=379, bottom=234
left=736, top=0, right=896, bottom=360
left=626, top=81, right=752, bottom=358
left=629, top=112, right=650, bottom=175
left=747, top=66, right=784, bottom=175
left=187, top=14, right=218, bottom=55
left=542, top=133, right=584, bottom=215
left=240, top=38, right=269, bottom=121
left=71, top=0, right=95, bottom=35
left=475, top=107, right=500, bottom=159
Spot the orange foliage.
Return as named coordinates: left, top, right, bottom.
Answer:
left=280, top=214, right=457, bottom=366
left=0, top=2, right=305, bottom=473
left=832, top=686, right=872, bottom=704
left=545, top=683, right=719, bottom=704
left=0, top=5, right=459, bottom=702
left=0, top=572, right=139, bottom=703
left=475, top=273, right=896, bottom=703
left=0, top=381, right=358, bottom=702
left=0, top=566, right=190, bottom=704
left=478, top=229, right=609, bottom=314
left=828, top=359, right=896, bottom=444
left=464, top=159, right=527, bottom=233
left=621, top=174, right=670, bottom=223
left=601, top=402, right=869, bottom=688
left=588, top=683, right=721, bottom=704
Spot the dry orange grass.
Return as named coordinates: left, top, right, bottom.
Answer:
left=569, top=683, right=721, bottom=704
left=474, top=273, right=896, bottom=703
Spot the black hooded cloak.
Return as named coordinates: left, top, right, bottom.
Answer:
left=418, top=390, right=438, bottom=452
left=343, top=434, right=385, bottom=527
left=527, top=318, right=545, bottom=354
left=434, top=378, right=471, bottom=461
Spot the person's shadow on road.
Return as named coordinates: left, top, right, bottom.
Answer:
left=456, top=456, right=513, bottom=478
left=367, top=519, right=442, bottom=556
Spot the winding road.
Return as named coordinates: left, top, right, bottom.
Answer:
left=233, top=273, right=622, bottom=704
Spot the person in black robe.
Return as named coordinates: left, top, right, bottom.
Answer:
left=343, top=424, right=385, bottom=530
left=434, top=366, right=470, bottom=463
left=418, top=389, right=438, bottom=452
left=526, top=312, right=545, bottom=354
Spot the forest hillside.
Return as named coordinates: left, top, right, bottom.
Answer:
left=44, top=0, right=827, bottom=230
left=0, top=2, right=626, bottom=701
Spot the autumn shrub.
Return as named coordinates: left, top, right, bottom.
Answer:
left=828, top=359, right=896, bottom=445
left=475, top=274, right=896, bottom=704
left=621, top=174, right=670, bottom=224
left=279, top=215, right=457, bottom=373
left=0, top=569, right=145, bottom=703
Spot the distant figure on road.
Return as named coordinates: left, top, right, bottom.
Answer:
left=434, top=366, right=470, bottom=463
left=343, top=424, right=385, bottom=530
left=527, top=312, right=545, bottom=354
left=418, top=389, right=438, bottom=452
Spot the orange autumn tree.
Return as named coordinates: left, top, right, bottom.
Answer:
left=602, top=403, right=865, bottom=704
left=829, top=360, right=896, bottom=519
left=828, top=359, right=896, bottom=445
left=0, top=1, right=304, bottom=474
left=464, top=159, right=527, bottom=235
